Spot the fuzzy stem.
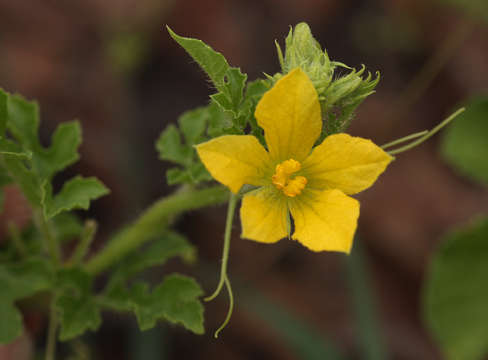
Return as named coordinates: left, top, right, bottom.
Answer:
left=84, top=185, right=228, bottom=275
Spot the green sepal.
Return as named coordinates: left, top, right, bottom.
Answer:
left=41, top=176, right=110, bottom=220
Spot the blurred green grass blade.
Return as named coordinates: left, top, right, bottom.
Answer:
left=441, top=96, right=488, bottom=186
left=346, top=242, right=388, bottom=360
left=241, top=287, right=344, bottom=360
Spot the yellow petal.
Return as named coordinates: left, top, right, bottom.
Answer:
left=289, top=189, right=359, bottom=253
left=196, top=135, right=271, bottom=193
left=255, top=68, right=322, bottom=162
left=240, top=187, right=288, bottom=243
left=302, top=133, right=393, bottom=195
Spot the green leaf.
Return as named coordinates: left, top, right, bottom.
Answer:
left=51, top=212, right=84, bottom=243
left=42, top=176, right=109, bottom=219
left=441, top=97, right=488, bottom=185
left=166, top=167, right=192, bottom=185
left=33, top=121, right=81, bottom=180
left=109, top=231, right=195, bottom=284
left=55, top=268, right=101, bottom=341
left=0, top=139, right=33, bottom=159
left=0, top=258, right=54, bottom=301
left=6, top=93, right=40, bottom=151
left=1, top=154, right=42, bottom=206
left=424, top=216, right=488, bottom=360
left=206, top=102, right=235, bottom=138
left=0, top=299, right=23, bottom=344
left=0, top=258, right=54, bottom=344
left=130, top=275, right=204, bottom=334
left=178, top=107, right=208, bottom=146
left=167, top=26, right=229, bottom=87
left=210, top=67, right=248, bottom=118
left=156, top=125, right=192, bottom=166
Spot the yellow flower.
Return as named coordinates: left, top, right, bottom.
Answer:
left=196, top=68, right=392, bottom=253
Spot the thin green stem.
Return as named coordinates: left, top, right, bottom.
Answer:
left=387, top=108, right=465, bottom=155
left=381, top=130, right=428, bottom=149
left=204, top=192, right=238, bottom=302
left=67, top=220, right=97, bottom=266
left=34, top=211, right=60, bottom=265
left=7, top=221, right=27, bottom=257
left=214, top=275, right=235, bottom=338
left=84, top=185, right=228, bottom=275
left=45, top=300, right=58, bottom=360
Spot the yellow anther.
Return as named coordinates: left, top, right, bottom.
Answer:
left=271, top=159, right=307, bottom=196
left=283, top=176, right=307, bottom=197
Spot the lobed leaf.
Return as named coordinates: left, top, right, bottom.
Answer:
left=0, top=258, right=54, bottom=344
left=42, top=176, right=110, bottom=219
left=55, top=268, right=101, bottom=341
left=32, top=121, right=81, bottom=180
left=167, top=26, right=230, bottom=87
left=156, top=124, right=192, bottom=166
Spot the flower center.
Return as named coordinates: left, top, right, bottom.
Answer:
left=271, top=159, right=307, bottom=197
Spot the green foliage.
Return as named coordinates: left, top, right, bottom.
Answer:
left=42, top=176, right=109, bottom=220
left=424, top=217, right=488, bottom=360
left=100, top=231, right=204, bottom=334
left=0, top=258, right=55, bottom=343
left=167, top=26, right=230, bottom=88
left=441, top=96, right=488, bottom=185
left=160, top=28, right=272, bottom=186
left=156, top=108, right=212, bottom=185
left=55, top=268, right=101, bottom=341
left=0, top=88, right=109, bottom=215
left=273, top=22, right=380, bottom=138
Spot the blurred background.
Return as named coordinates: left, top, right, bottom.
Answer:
left=0, top=0, right=487, bottom=359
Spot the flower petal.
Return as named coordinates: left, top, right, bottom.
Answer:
left=255, top=68, right=322, bottom=162
left=240, top=187, right=288, bottom=243
left=289, top=189, right=359, bottom=253
left=196, top=135, right=270, bottom=193
left=302, top=133, right=393, bottom=195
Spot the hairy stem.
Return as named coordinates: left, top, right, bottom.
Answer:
left=84, top=185, right=228, bottom=275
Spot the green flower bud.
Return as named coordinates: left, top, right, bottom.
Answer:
left=272, top=22, right=380, bottom=137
